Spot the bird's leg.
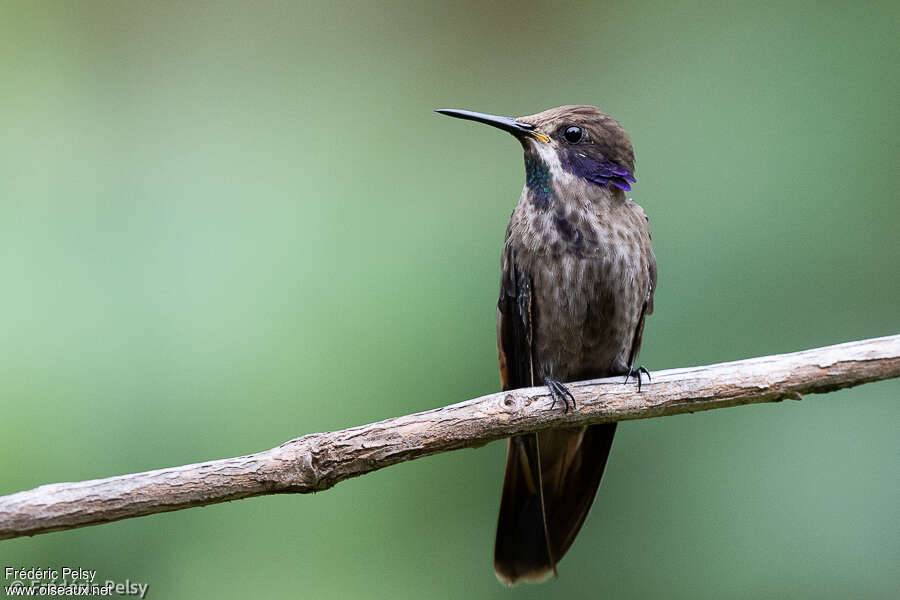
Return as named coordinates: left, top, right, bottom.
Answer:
left=623, top=364, right=651, bottom=392
left=544, top=376, right=576, bottom=413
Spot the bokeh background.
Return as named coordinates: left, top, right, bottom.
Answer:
left=1, top=1, right=898, bottom=598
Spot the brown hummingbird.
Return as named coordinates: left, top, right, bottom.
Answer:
left=437, top=105, right=656, bottom=584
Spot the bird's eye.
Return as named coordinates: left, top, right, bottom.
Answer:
left=563, top=126, right=584, bottom=144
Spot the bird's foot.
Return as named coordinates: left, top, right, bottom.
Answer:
left=623, top=365, right=651, bottom=392
left=544, top=377, right=576, bottom=413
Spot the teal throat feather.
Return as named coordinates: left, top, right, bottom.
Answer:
left=525, top=156, right=553, bottom=209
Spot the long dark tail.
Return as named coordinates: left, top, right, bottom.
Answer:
left=494, top=423, right=617, bottom=584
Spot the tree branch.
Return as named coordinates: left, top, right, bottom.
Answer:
left=1, top=335, right=898, bottom=541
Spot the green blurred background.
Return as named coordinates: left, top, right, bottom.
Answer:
left=1, top=1, right=897, bottom=598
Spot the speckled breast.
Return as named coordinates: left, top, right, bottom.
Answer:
left=509, top=194, right=652, bottom=381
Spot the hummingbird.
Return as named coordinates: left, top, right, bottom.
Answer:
left=437, top=105, right=656, bottom=584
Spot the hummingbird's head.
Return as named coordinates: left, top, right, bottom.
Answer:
left=436, top=105, right=636, bottom=203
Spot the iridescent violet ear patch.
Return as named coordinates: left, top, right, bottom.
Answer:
left=562, top=148, right=636, bottom=191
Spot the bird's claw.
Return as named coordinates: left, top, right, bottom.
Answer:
left=544, top=377, right=576, bottom=413
left=623, top=365, right=651, bottom=392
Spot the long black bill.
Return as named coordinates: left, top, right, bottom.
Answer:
left=435, top=108, right=537, bottom=138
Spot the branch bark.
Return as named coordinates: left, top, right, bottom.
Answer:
left=1, top=335, right=898, bottom=541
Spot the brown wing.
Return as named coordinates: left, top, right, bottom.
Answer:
left=494, top=244, right=555, bottom=583
left=496, top=243, right=533, bottom=392
left=627, top=237, right=657, bottom=371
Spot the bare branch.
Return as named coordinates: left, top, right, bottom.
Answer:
left=1, top=335, right=898, bottom=541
